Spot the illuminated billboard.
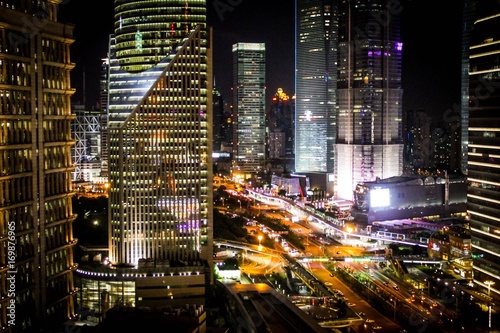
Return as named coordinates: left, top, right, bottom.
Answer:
left=370, top=188, right=390, bottom=208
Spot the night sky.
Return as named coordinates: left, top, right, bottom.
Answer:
left=59, top=0, right=463, bottom=118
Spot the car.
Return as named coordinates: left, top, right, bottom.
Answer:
left=393, top=285, right=400, bottom=291
left=336, top=251, right=341, bottom=254
left=348, top=303, right=356, bottom=307
left=358, top=311, right=365, bottom=317
left=324, top=282, right=333, bottom=286
left=329, top=272, right=334, bottom=277
left=365, top=319, right=375, bottom=323
left=372, top=325, right=383, bottom=330
left=383, top=282, right=389, bottom=287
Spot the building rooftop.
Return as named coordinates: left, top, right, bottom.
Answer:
left=222, top=283, right=330, bottom=333
left=88, top=305, right=206, bottom=333
left=359, top=173, right=466, bottom=188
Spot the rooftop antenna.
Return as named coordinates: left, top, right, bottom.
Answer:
left=82, top=65, right=86, bottom=108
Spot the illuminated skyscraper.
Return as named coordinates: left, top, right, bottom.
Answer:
left=232, top=42, right=266, bottom=177
left=75, top=0, right=213, bottom=314
left=295, top=0, right=338, bottom=175
left=0, top=1, right=78, bottom=331
left=335, top=0, right=403, bottom=200
left=467, top=0, right=500, bottom=301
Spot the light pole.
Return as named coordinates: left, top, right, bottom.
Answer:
left=258, top=235, right=263, bottom=247
left=485, top=280, right=495, bottom=297
left=389, top=297, right=396, bottom=321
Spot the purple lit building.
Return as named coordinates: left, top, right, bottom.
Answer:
left=335, top=0, right=404, bottom=200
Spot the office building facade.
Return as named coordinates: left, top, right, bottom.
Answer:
left=108, top=0, right=211, bottom=269
left=75, top=0, right=213, bottom=318
left=99, top=57, right=110, bottom=177
left=295, top=0, right=338, bottom=175
left=335, top=0, right=403, bottom=200
left=467, top=0, right=500, bottom=301
left=232, top=42, right=266, bottom=178
left=0, top=1, right=78, bottom=331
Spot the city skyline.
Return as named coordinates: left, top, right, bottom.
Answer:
left=60, top=1, right=463, bottom=119
left=1, top=1, right=499, bottom=332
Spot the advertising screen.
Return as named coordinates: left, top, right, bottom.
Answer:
left=370, top=188, right=390, bottom=208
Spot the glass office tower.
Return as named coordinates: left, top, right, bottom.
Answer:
left=232, top=43, right=266, bottom=177
left=467, top=0, right=500, bottom=301
left=74, top=1, right=213, bottom=315
left=295, top=0, right=338, bottom=174
left=108, top=0, right=211, bottom=267
left=0, top=1, right=77, bottom=331
left=335, top=0, right=403, bottom=200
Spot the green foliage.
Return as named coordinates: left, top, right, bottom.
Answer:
left=213, top=209, right=248, bottom=240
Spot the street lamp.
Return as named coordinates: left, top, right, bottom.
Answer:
left=390, top=298, right=397, bottom=321
left=485, top=280, right=495, bottom=297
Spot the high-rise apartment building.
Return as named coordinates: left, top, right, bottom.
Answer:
left=213, top=82, right=224, bottom=153
left=267, top=88, right=295, bottom=174
left=232, top=42, right=266, bottom=178
left=75, top=0, right=213, bottom=316
left=295, top=0, right=338, bottom=176
left=335, top=0, right=403, bottom=200
left=268, top=88, right=294, bottom=159
left=0, top=1, right=78, bottom=331
left=467, top=0, right=500, bottom=301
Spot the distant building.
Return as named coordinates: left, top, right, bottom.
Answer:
left=353, top=173, right=468, bottom=224
left=268, top=88, right=294, bottom=158
left=335, top=0, right=404, bottom=200
left=270, top=174, right=309, bottom=199
left=295, top=0, right=337, bottom=175
left=267, top=88, right=295, bottom=174
left=428, top=226, right=473, bottom=280
left=232, top=42, right=266, bottom=179
left=71, top=104, right=102, bottom=181
left=403, top=109, right=433, bottom=172
left=212, top=82, right=224, bottom=153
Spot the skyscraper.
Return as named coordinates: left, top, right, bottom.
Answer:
left=295, top=0, right=338, bottom=175
left=108, top=0, right=211, bottom=268
left=99, top=57, right=110, bottom=178
left=335, top=0, right=403, bottom=200
left=232, top=42, right=266, bottom=178
left=75, top=0, right=213, bottom=315
left=0, top=1, right=78, bottom=331
left=467, top=0, right=500, bottom=301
